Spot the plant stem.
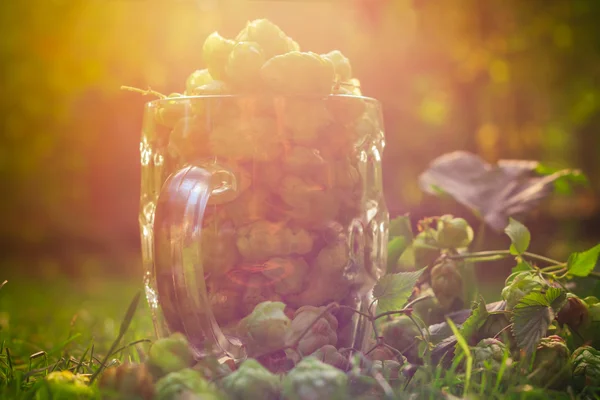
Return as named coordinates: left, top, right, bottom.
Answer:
left=448, top=249, right=565, bottom=266
left=120, top=85, right=167, bottom=99
left=522, top=252, right=565, bottom=266
left=373, top=309, right=413, bottom=322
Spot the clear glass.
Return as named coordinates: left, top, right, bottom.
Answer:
left=139, top=94, right=389, bottom=361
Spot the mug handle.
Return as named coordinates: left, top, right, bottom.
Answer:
left=153, top=163, right=246, bottom=361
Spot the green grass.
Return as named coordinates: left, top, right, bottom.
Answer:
left=0, top=275, right=594, bottom=400
left=0, top=276, right=154, bottom=398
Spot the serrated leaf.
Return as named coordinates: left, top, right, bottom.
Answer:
left=456, top=297, right=489, bottom=355
left=504, top=218, right=531, bottom=255
left=511, top=288, right=566, bottom=355
left=567, top=244, right=600, bottom=277
left=418, top=151, right=580, bottom=231
left=373, top=269, right=425, bottom=314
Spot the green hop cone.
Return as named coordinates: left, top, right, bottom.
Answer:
left=35, top=371, right=95, bottom=400
left=261, top=51, right=335, bottom=95
left=411, top=288, right=443, bottom=325
left=282, top=357, right=349, bottom=400
left=368, top=345, right=400, bottom=362
left=236, top=220, right=314, bottom=262
left=99, top=363, right=155, bottom=400
left=321, top=50, right=352, bottom=82
left=379, top=315, right=421, bottom=363
left=530, top=335, right=572, bottom=390
left=368, top=360, right=405, bottom=383
left=220, top=359, right=281, bottom=400
left=501, top=272, right=546, bottom=311
left=310, top=344, right=350, bottom=371
left=572, top=346, right=600, bottom=390
left=185, top=69, right=213, bottom=95
left=155, top=368, right=224, bottom=400
left=238, top=301, right=291, bottom=356
left=435, top=215, right=474, bottom=249
left=285, top=305, right=338, bottom=356
left=261, top=257, right=309, bottom=296
left=226, top=41, right=266, bottom=91
left=202, top=31, right=235, bottom=81
left=472, top=338, right=508, bottom=370
left=396, top=231, right=440, bottom=272
left=235, top=19, right=297, bottom=59
left=147, top=332, right=195, bottom=378
left=430, top=260, right=464, bottom=311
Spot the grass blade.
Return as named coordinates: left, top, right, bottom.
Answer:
left=447, top=318, right=472, bottom=395
left=75, top=344, right=91, bottom=374
left=89, top=291, right=141, bottom=383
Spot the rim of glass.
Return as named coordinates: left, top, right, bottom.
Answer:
left=146, top=93, right=381, bottom=108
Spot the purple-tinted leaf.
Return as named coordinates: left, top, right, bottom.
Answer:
left=418, top=151, right=582, bottom=231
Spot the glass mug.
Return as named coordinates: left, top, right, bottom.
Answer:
left=139, top=94, right=389, bottom=361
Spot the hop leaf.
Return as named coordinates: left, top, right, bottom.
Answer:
left=504, top=217, right=531, bottom=255
left=220, top=359, right=281, bottom=400
left=511, top=288, right=567, bottom=355
left=373, top=268, right=425, bottom=314
left=456, top=297, right=489, bottom=354
left=566, top=243, right=600, bottom=277
left=419, top=151, right=583, bottom=231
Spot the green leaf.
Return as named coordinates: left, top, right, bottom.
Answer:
left=511, top=288, right=567, bottom=355
left=567, top=244, right=600, bottom=277
left=504, top=218, right=531, bottom=255
left=389, top=214, right=413, bottom=241
left=373, top=268, right=425, bottom=314
left=456, top=297, right=489, bottom=355
left=387, top=236, right=408, bottom=272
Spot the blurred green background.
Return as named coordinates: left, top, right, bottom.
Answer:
left=0, top=0, right=599, bottom=281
